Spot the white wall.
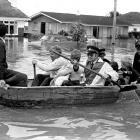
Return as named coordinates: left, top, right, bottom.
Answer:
left=129, top=24, right=140, bottom=32
left=17, top=21, right=25, bottom=28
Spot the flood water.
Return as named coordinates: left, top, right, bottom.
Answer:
left=0, top=37, right=140, bottom=140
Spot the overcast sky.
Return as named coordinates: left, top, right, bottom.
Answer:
left=9, top=0, right=140, bottom=17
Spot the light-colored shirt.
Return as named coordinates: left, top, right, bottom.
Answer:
left=90, top=58, right=119, bottom=86
left=54, top=63, right=84, bottom=86
left=37, top=57, right=69, bottom=77
left=56, top=63, right=84, bottom=81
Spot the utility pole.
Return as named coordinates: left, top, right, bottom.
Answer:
left=77, top=10, right=80, bottom=24
left=111, top=0, right=117, bottom=61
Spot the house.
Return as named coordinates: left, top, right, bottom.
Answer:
left=29, top=11, right=130, bottom=38
left=118, top=12, right=140, bottom=32
left=0, top=0, right=29, bottom=36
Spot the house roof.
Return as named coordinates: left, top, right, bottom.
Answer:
left=0, top=0, right=29, bottom=19
left=118, top=12, right=140, bottom=24
left=79, top=14, right=130, bottom=26
left=31, top=11, right=130, bottom=26
left=0, top=7, right=28, bottom=19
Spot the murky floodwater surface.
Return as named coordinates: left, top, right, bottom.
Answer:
left=0, top=37, right=139, bottom=140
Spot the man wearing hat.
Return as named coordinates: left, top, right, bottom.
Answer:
left=32, top=45, right=69, bottom=86
left=84, top=45, right=118, bottom=86
left=99, top=48, right=110, bottom=64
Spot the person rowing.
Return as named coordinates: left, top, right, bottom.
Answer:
left=31, top=45, right=69, bottom=86
left=84, top=45, right=119, bottom=86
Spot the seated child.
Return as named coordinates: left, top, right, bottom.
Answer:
left=53, top=49, right=84, bottom=86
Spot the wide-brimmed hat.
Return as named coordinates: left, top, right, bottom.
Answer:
left=49, top=45, right=62, bottom=54
left=87, top=45, right=100, bottom=54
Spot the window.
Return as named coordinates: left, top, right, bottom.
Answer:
left=10, top=21, right=14, bottom=24
left=134, top=28, right=137, bottom=32
left=6, top=25, right=8, bottom=33
left=4, top=21, right=8, bottom=24
left=10, top=25, right=14, bottom=34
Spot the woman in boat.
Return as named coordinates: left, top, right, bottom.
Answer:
left=32, top=45, right=69, bottom=86
left=132, top=40, right=140, bottom=83
left=0, top=23, right=27, bottom=87
left=84, top=45, right=119, bottom=86
left=118, top=56, right=133, bottom=85
left=53, top=49, right=84, bottom=86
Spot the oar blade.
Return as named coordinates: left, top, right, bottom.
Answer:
left=120, top=85, right=137, bottom=92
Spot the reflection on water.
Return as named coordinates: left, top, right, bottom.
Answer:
left=0, top=102, right=140, bottom=140
left=0, top=37, right=140, bottom=140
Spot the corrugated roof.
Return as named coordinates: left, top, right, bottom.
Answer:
left=36, top=11, right=130, bottom=26
left=0, top=7, right=28, bottom=18
left=118, top=12, right=140, bottom=24
left=0, top=0, right=28, bottom=18
left=41, top=11, right=77, bottom=22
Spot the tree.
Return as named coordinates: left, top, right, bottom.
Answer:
left=109, top=11, right=121, bottom=18
left=70, top=23, right=86, bottom=46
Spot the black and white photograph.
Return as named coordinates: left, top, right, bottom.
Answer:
left=0, top=0, right=140, bottom=139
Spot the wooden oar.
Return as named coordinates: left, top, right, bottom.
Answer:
left=33, top=64, right=36, bottom=79
left=52, top=50, right=137, bottom=92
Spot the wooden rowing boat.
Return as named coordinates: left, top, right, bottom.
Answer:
left=0, top=83, right=121, bottom=108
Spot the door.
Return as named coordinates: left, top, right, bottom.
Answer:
left=10, top=25, right=14, bottom=34
left=18, top=28, right=24, bottom=36
left=41, top=22, right=46, bottom=34
left=93, top=26, right=99, bottom=38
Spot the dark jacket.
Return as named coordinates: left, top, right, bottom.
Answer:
left=0, top=38, right=8, bottom=79
left=133, top=52, right=140, bottom=72
left=84, top=60, right=104, bottom=85
left=132, top=52, right=140, bottom=81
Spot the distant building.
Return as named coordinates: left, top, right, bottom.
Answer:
left=29, top=11, right=130, bottom=38
left=118, top=12, right=140, bottom=33
left=129, top=24, right=140, bottom=32
left=0, top=0, right=29, bottom=36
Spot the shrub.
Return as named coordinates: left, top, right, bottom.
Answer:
left=58, top=30, right=69, bottom=36
left=70, top=23, right=86, bottom=43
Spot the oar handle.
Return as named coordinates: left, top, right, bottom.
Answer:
left=33, top=64, right=36, bottom=79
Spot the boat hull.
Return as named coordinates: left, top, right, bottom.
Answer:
left=0, top=86, right=120, bottom=108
